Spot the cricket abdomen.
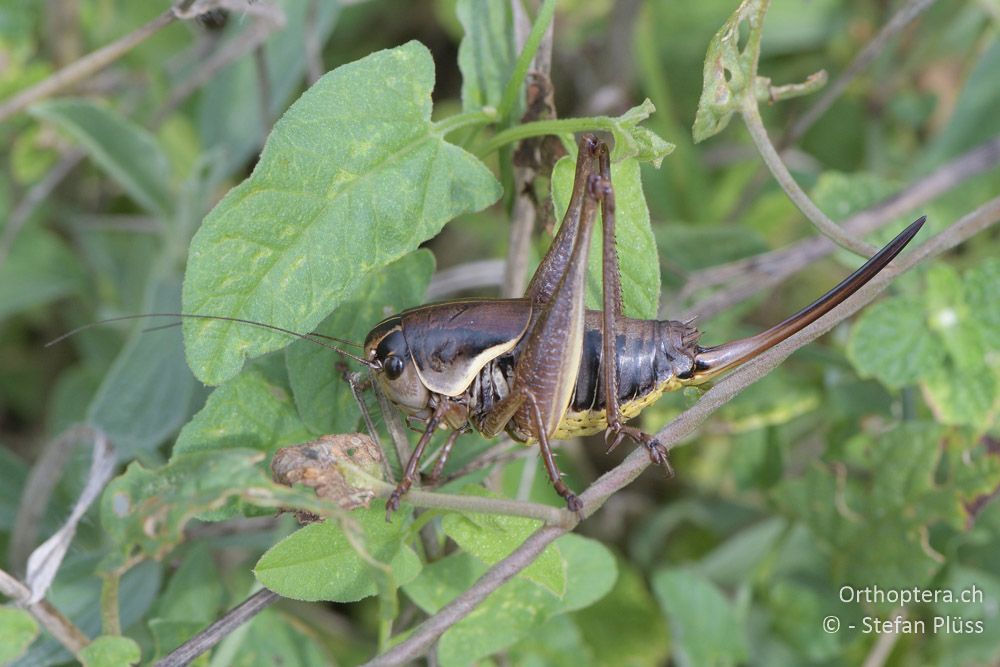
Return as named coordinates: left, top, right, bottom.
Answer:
left=470, top=312, right=700, bottom=441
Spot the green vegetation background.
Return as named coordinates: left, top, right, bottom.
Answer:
left=0, top=0, right=998, bottom=665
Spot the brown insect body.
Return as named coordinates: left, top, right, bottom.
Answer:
left=364, top=135, right=926, bottom=515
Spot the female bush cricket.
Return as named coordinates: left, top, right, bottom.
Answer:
left=52, top=134, right=924, bottom=518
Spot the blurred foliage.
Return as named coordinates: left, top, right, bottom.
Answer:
left=1, top=0, right=999, bottom=665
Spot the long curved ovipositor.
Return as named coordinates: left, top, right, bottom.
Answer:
left=690, top=215, right=926, bottom=383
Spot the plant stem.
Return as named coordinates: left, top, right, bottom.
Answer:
left=433, top=110, right=495, bottom=137
left=100, top=572, right=121, bottom=636
left=478, top=117, right=615, bottom=157
left=0, top=567, right=90, bottom=654
left=740, top=96, right=877, bottom=257
left=497, top=0, right=557, bottom=123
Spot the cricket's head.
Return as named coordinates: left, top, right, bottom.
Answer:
left=364, top=315, right=431, bottom=414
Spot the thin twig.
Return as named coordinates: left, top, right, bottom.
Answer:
left=154, top=588, right=280, bottom=667
left=427, top=259, right=506, bottom=299
left=0, top=568, right=90, bottom=654
left=677, top=134, right=1000, bottom=320
left=0, top=9, right=177, bottom=123
left=740, top=96, right=877, bottom=257
left=782, top=0, right=937, bottom=147
left=303, top=0, right=324, bottom=84
left=361, top=197, right=1000, bottom=665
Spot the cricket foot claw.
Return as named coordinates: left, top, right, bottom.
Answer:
left=607, top=423, right=673, bottom=476
left=565, top=493, right=584, bottom=520
left=385, top=481, right=411, bottom=522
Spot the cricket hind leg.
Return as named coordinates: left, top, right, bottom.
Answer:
left=591, top=145, right=672, bottom=475
left=526, top=392, right=583, bottom=517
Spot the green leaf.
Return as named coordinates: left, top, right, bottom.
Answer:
left=441, top=487, right=567, bottom=596
left=86, top=276, right=197, bottom=457
left=692, top=0, right=770, bottom=142
left=182, top=41, right=502, bottom=385
left=403, top=534, right=615, bottom=666
left=173, top=357, right=311, bottom=458
left=925, top=263, right=985, bottom=372
left=652, top=567, right=748, bottom=666
left=965, top=258, right=1000, bottom=351
left=30, top=98, right=173, bottom=215
left=921, top=366, right=997, bottom=430
left=215, top=607, right=331, bottom=666
left=286, top=249, right=434, bottom=434
left=551, top=155, right=660, bottom=319
left=77, top=635, right=141, bottom=667
left=0, top=227, right=80, bottom=319
left=197, top=2, right=342, bottom=180
left=101, top=449, right=336, bottom=569
left=457, top=0, right=515, bottom=112
left=254, top=504, right=421, bottom=602
left=508, top=614, right=592, bottom=667
left=572, top=559, right=670, bottom=667
left=148, top=544, right=223, bottom=660
left=607, top=99, right=676, bottom=167
left=847, top=296, right=946, bottom=389
left=0, top=607, right=38, bottom=664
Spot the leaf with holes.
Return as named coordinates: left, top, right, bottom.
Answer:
left=692, top=0, right=771, bottom=142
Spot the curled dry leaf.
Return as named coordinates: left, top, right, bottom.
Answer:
left=271, top=434, right=385, bottom=520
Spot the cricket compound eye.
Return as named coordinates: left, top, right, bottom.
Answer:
left=384, top=355, right=405, bottom=380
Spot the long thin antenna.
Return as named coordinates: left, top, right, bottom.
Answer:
left=46, top=313, right=372, bottom=367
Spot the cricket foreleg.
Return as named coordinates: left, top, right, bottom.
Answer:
left=386, top=404, right=445, bottom=519
left=427, top=426, right=466, bottom=484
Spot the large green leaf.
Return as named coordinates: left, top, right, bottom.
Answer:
left=551, top=155, right=660, bottom=319
left=652, top=567, right=748, bottom=667
left=30, top=98, right=173, bottom=216
left=182, top=41, right=501, bottom=385
left=846, top=296, right=945, bottom=389
left=86, top=277, right=197, bottom=457
left=254, top=504, right=422, bottom=602
left=457, top=0, right=515, bottom=112
left=285, top=249, right=434, bottom=434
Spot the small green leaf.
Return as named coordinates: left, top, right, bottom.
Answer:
left=182, top=41, right=501, bottom=386
left=847, top=296, right=946, bottom=389
left=173, top=358, right=311, bottom=457
left=692, top=0, right=771, bottom=142
left=606, top=99, right=676, bottom=167
left=286, top=249, right=434, bottom=434
left=77, top=635, right=141, bottom=667
left=31, top=98, right=173, bottom=215
left=217, top=607, right=331, bottom=666
left=441, top=487, right=567, bottom=596
left=0, top=607, right=39, bottom=663
left=457, top=0, right=515, bottom=112
left=926, top=263, right=985, bottom=372
left=551, top=155, right=660, bottom=319
left=652, top=567, right=748, bottom=666
left=254, top=505, right=421, bottom=602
